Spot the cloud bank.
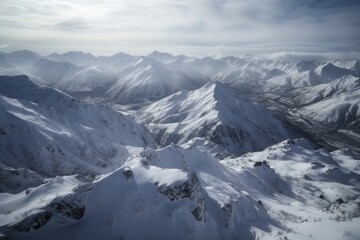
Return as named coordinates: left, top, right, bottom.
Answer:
left=0, top=0, right=359, bottom=56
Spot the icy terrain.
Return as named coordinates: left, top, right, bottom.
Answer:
left=0, top=50, right=359, bottom=239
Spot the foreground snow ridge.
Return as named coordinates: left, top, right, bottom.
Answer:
left=1, top=141, right=359, bottom=240
left=0, top=50, right=359, bottom=240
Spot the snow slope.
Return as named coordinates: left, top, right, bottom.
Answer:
left=136, top=83, right=297, bottom=155
left=0, top=50, right=359, bottom=239
left=268, top=74, right=360, bottom=152
left=0, top=144, right=276, bottom=240
left=287, top=90, right=360, bottom=152
left=31, top=58, right=83, bottom=86
left=147, top=50, right=177, bottom=64
left=289, top=75, right=360, bottom=106
left=105, top=57, right=208, bottom=105
left=1, top=139, right=358, bottom=240
left=223, top=139, right=360, bottom=240
left=0, top=75, right=156, bottom=180
left=293, top=90, right=360, bottom=130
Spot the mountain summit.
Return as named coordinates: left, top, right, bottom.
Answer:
left=137, top=83, right=297, bottom=155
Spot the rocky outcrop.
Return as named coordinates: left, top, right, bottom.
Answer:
left=50, top=201, right=85, bottom=220
left=122, top=167, right=134, bottom=180
left=157, top=172, right=201, bottom=201
left=157, top=172, right=206, bottom=222
left=12, top=184, right=90, bottom=233
left=14, top=211, right=53, bottom=233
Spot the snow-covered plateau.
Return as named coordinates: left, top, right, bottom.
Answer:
left=0, top=50, right=359, bottom=240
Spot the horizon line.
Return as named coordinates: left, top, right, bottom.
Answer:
left=1, top=49, right=360, bottom=61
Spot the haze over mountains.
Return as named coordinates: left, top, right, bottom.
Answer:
left=1, top=49, right=359, bottom=151
left=0, top=50, right=359, bottom=240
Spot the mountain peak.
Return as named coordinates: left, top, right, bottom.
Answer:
left=148, top=50, right=172, bottom=56
left=137, top=82, right=294, bottom=154
left=198, top=82, right=236, bottom=101
left=296, top=60, right=316, bottom=72
left=6, top=50, right=42, bottom=65
left=110, top=52, right=132, bottom=58
left=147, top=50, right=175, bottom=63
left=10, top=50, right=39, bottom=56
left=0, top=75, right=34, bottom=89
left=63, top=51, right=94, bottom=58
left=321, top=62, right=354, bottom=80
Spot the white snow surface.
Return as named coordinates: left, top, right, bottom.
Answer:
left=0, top=50, right=359, bottom=240
left=105, top=56, right=208, bottom=104
left=136, top=83, right=296, bottom=155
left=0, top=75, right=156, bottom=179
left=0, top=139, right=359, bottom=239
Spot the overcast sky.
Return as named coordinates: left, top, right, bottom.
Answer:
left=0, top=0, right=359, bottom=56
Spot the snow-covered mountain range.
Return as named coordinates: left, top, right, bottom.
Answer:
left=136, top=83, right=297, bottom=156
left=0, top=75, right=155, bottom=192
left=0, top=50, right=359, bottom=239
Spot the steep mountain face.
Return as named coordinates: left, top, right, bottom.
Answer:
left=22, top=58, right=115, bottom=93
left=208, top=58, right=360, bottom=153
left=105, top=57, right=208, bottom=105
left=293, top=91, right=360, bottom=130
left=147, top=50, right=177, bottom=64
left=287, top=90, right=360, bottom=152
left=0, top=51, right=41, bottom=76
left=0, top=52, right=117, bottom=95
left=54, top=66, right=115, bottom=93
left=31, top=58, right=83, bottom=86
left=1, top=50, right=42, bottom=69
left=190, top=57, right=233, bottom=80
left=260, top=70, right=360, bottom=152
left=0, top=75, right=156, bottom=181
left=136, top=83, right=297, bottom=155
left=0, top=51, right=210, bottom=107
left=320, top=62, right=357, bottom=81
left=289, top=75, right=360, bottom=106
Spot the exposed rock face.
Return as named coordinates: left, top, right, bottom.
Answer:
left=222, top=202, right=233, bottom=228
left=209, top=124, right=246, bottom=148
left=14, top=211, right=53, bottom=233
left=50, top=202, right=85, bottom=220
left=157, top=172, right=206, bottom=221
left=254, top=160, right=269, bottom=168
left=11, top=184, right=90, bottom=234
left=191, top=204, right=206, bottom=221
left=122, top=167, right=134, bottom=180
left=157, top=172, right=200, bottom=201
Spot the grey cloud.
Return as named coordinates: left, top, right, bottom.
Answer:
left=52, top=18, right=92, bottom=31
left=0, top=44, right=10, bottom=48
left=260, top=51, right=360, bottom=61
left=0, top=19, right=28, bottom=28
left=0, top=0, right=358, bottom=55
